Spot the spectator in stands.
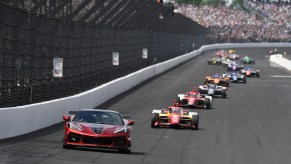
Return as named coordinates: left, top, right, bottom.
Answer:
left=177, top=3, right=291, bottom=43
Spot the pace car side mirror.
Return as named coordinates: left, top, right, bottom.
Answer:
left=63, top=115, right=70, bottom=122
left=127, top=120, right=135, bottom=126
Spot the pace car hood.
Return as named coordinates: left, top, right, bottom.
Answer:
left=71, top=122, right=125, bottom=135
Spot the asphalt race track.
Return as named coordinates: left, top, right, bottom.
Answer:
left=1, top=47, right=291, bottom=164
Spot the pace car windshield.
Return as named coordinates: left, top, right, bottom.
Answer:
left=72, top=111, right=125, bottom=125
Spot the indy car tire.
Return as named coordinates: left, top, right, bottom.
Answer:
left=256, top=73, right=260, bottom=77
left=204, top=80, right=208, bottom=85
left=191, top=115, right=199, bottom=130
left=151, top=113, right=159, bottom=128
left=204, top=98, right=212, bottom=109
left=243, top=77, right=246, bottom=83
left=222, top=90, right=227, bottom=98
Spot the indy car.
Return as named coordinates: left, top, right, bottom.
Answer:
left=226, top=62, right=244, bottom=71
left=198, top=84, right=227, bottom=98
left=223, top=72, right=246, bottom=83
left=240, top=56, right=255, bottom=64
left=204, top=73, right=230, bottom=87
left=215, top=50, right=228, bottom=58
left=177, top=89, right=213, bottom=109
left=62, top=109, right=134, bottom=154
left=227, top=53, right=240, bottom=60
left=151, top=103, right=199, bottom=130
left=227, top=49, right=236, bottom=54
left=240, top=66, right=260, bottom=77
left=208, top=57, right=222, bottom=65
left=222, top=58, right=232, bottom=67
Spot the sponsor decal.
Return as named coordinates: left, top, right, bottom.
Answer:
left=53, top=58, right=63, bottom=77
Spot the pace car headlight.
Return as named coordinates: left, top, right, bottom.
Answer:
left=114, top=127, right=127, bottom=134
left=69, top=123, right=82, bottom=131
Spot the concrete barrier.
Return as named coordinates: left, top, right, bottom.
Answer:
left=1, top=43, right=291, bottom=139
left=269, top=54, right=291, bottom=71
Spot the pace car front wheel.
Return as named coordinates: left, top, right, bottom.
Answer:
left=63, top=144, right=74, bottom=149
left=119, top=147, right=131, bottom=154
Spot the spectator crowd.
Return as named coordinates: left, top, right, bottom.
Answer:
left=177, top=1, right=291, bottom=43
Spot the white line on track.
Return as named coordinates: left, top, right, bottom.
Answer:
left=270, top=75, right=291, bottom=78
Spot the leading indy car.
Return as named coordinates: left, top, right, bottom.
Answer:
left=151, top=101, right=199, bottom=130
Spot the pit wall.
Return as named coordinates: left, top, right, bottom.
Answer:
left=1, top=43, right=291, bottom=140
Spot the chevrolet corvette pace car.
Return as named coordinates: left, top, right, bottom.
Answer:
left=62, top=109, right=134, bottom=154
left=177, top=89, right=213, bottom=109
left=151, top=104, right=199, bottom=130
left=198, top=84, right=227, bottom=98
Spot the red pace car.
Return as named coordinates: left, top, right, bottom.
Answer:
left=62, top=109, right=134, bottom=154
left=151, top=102, right=199, bottom=130
left=177, top=88, right=213, bottom=109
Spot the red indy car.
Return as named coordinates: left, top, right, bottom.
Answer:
left=177, top=88, right=213, bottom=109
left=62, top=109, right=134, bottom=154
left=215, top=49, right=228, bottom=58
left=151, top=102, right=199, bottom=130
